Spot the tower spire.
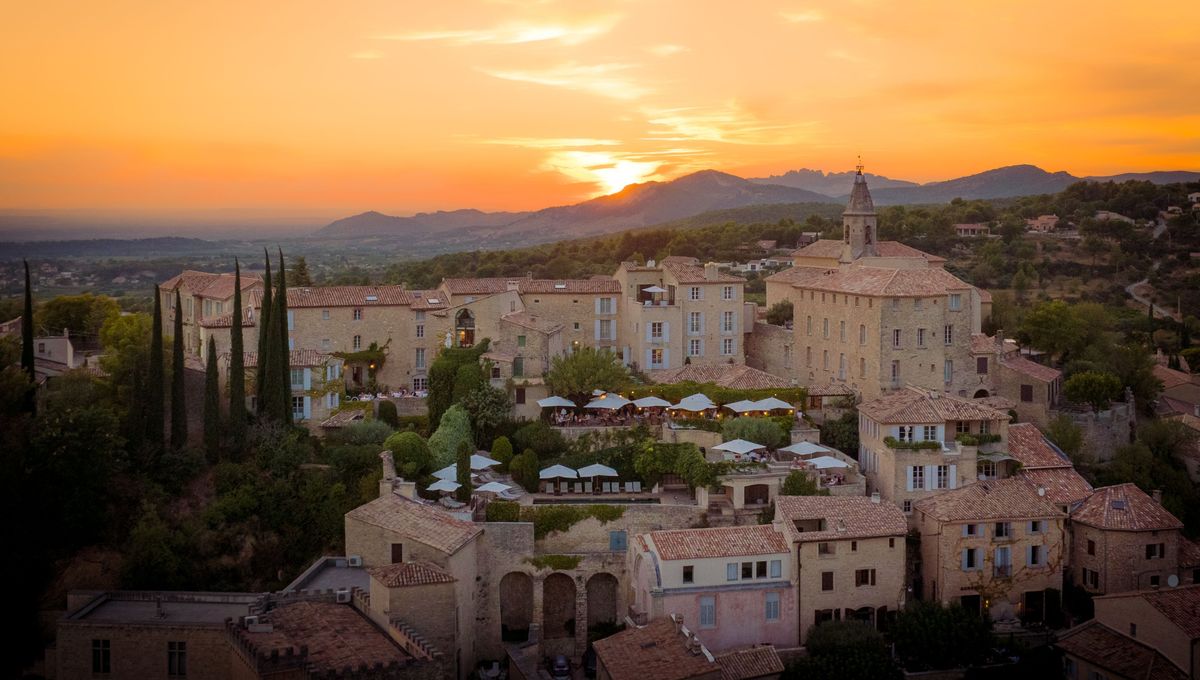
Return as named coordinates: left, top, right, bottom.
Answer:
left=856, top=155, right=864, bottom=177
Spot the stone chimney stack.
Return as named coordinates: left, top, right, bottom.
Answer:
left=379, top=450, right=396, bottom=498
left=704, top=263, right=719, bottom=281
left=994, top=329, right=1005, bottom=354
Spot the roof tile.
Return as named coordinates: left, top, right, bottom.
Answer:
left=647, top=525, right=787, bottom=561
left=346, top=493, right=481, bottom=555
left=1055, top=621, right=1187, bottom=680
left=1070, top=483, right=1183, bottom=532
left=774, top=495, right=907, bottom=542
left=858, top=386, right=1009, bottom=424
left=913, top=478, right=1063, bottom=522
left=367, top=561, right=455, bottom=588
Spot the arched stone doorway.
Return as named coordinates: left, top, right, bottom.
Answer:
left=543, top=573, right=577, bottom=640
left=744, top=483, right=771, bottom=507
left=973, top=389, right=990, bottom=398
left=586, top=573, right=619, bottom=631
left=499, top=572, right=534, bottom=642
left=455, top=309, right=476, bottom=348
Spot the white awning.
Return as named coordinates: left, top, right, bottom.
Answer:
left=539, top=464, right=579, bottom=479
left=538, top=396, right=576, bottom=408
left=577, top=463, right=619, bottom=477
left=475, top=481, right=512, bottom=494
left=723, top=399, right=759, bottom=413
left=432, top=465, right=457, bottom=480
left=754, top=397, right=794, bottom=411
left=672, top=394, right=716, bottom=411
left=585, top=395, right=632, bottom=409
left=808, top=455, right=851, bottom=469
left=712, top=439, right=767, bottom=454
left=427, top=479, right=461, bottom=492
left=632, top=396, right=672, bottom=408
left=471, top=453, right=501, bottom=470
left=778, top=442, right=833, bottom=456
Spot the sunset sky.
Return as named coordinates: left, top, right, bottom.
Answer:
left=1, top=0, right=1197, bottom=221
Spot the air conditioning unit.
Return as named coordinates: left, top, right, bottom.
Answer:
left=244, top=615, right=259, bottom=626
left=335, top=589, right=352, bottom=603
left=347, top=555, right=363, bottom=567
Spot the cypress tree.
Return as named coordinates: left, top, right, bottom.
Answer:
left=170, top=289, right=187, bottom=451
left=255, top=250, right=273, bottom=415
left=228, top=259, right=246, bottom=448
left=276, top=249, right=292, bottom=425
left=455, top=440, right=473, bottom=503
left=21, top=259, right=35, bottom=413
left=147, top=284, right=165, bottom=460
left=204, top=335, right=220, bottom=462
left=259, top=285, right=281, bottom=423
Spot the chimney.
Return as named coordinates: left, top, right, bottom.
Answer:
left=672, top=614, right=684, bottom=632
left=379, top=451, right=398, bottom=498
left=870, top=491, right=881, bottom=504
left=994, top=329, right=1004, bottom=354
left=1152, top=489, right=1163, bottom=504
left=704, top=262, right=719, bottom=281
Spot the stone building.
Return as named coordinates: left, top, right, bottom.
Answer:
left=1004, top=422, right=1093, bottom=514
left=161, top=270, right=263, bottom=356
left=970, top=333, right=1063, bottom=428
left=913, top=477, right=1066, bottom=621
left=1069, top=484, right=1188, bottom=595
left=774, top=495, right=907, bottom=644
left=762, top=168, right=989, bottom=400
left=857, top=386, right=1010, bottom=518
left=628, top=525, right=795, bottom=651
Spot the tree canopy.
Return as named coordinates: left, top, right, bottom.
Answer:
left=427, top=404, right=474, bottom=467
left=545, top=346, right=630, bottom=402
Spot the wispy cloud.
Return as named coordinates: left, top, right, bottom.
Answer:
left=540, top=150, right=665, bottom=194
left=350, top=50, right=384, bottom=60
left=642, top=103, right=812, bottom=145
left=482, top=137, right=622, bottom=149
left=780, top=8, right=824, bottom=23
left=481, top=62, right=651, bottom=100
left=648, top=44, right=689, bottom=57
left=379, top=16, right=619, bottom=47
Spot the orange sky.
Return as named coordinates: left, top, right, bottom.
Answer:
left=1, top=0, right=1197, bottom=220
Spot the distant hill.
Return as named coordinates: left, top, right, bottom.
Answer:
left=749, top=168, right=918, bottom=195
left=312, top=170, right=834, bottom=242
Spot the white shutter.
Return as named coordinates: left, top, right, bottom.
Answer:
left=302, top=396, right=311, bottom=420
left=961, top=550, right=969, bottom=571
left=949, top=464, right=958, bottom=489
left=645, top=349, right=653, bottom=368
left=287, top=310, right=294, bottom=330
left=288, top=337, right=294, bottom=351
left=594, top=320, right=601, bottom=341
left=595, top=298, right=601, bottom=314
left=645, top=323, right=652, bottom=342
left=699, top=339, right=705, bottom=357
left=663, top=321, right=670, bottom=342
left=662, top=349, right=670, bottom=368
left=303, top=368, right=311, bottom=390
left=924, top=465, right=936, bottom=491
left=906, top=467, right=915, bottom=491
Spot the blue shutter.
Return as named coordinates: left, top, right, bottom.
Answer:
left=662, top=321, right=670, bottom=342
left=302, top=396, right=311, bottom=420
left=609, top=530, right=627, bottom=552
left=287, top=310, right=294, bottom=331
left=961, top=550, right=969, bottom=571
left=645, top=349, right=652, bottom=368
left=595, top=298, right=601, bottom=315
left=727, top=563, right=738, bottom=581
left=949, top=464, right=958, bottom=489
left=303, top=368, right=311, bottom=390
left=594, top=320, right=601, bottom=341
left=662, top=349, right=670, bottom=369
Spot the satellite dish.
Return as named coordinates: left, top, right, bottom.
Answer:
left=1167, top=574, right=1180, bottom=588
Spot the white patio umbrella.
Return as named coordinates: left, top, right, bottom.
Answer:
left=778, top=442, right=833, bottom=456
left=712, top=439, right=767, bottom=455
left=577, top=463, right=619, bottom=478
left=723, top=399, right=759, bottom=413
left=754, top=397, right=794, bottom=412
left=672, top=393, right=716, bottom=411
left=471, top=453, right=501, bottom=470
left=585, top=395, right=632, bottom=409
left=642, top=285, right=667, bottom=293
left=432, top=464, right=457, bottom=480
left=538, top=396, right=576, bottom=408
left=632, top=396, right=672, bottom=408
left=807, top=455, right=851, bottom=469
left=475, top=481, right=512, bottom=494
left=427, top=478, right=461, bottom=492
left=539, top=464, right=579, bottom=479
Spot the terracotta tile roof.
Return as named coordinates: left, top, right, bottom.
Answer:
left=242, top=601, right=411, bottom=672
left=367, top=561, right=455, bottom=588
left=660, top=258, right=745, bottom=284
left=1007, top=423, right=1072, bottom=469
left=788, top=239, right=844, bottom=259
left=1000, top=355, right=1061, bottom=382
left=647, top=525, right=788, bottom=561
left=1070, top=484, right=1183, bottom=532
left=970, top=333, right=1019, bottom=355
left=199, top=307, right=257, bottom=329
left=774, top=495, right=907, bottom=542
left=346, top=492, right=481, bottom=555
left=1153, top=364, right=1195, bottom=390
left=228, top=349, right=330, bottom=368
left=320, top=409, right=364, bottom=428
left=408, top=290, right=449, bottom=310
left=974, top=395, right=1016, bottom=411
left=1055, top=621, right=1187, bottom=680
left=767, top=262, right=971, bottom=297
left=1141, top=585, right=1200, bottom=638
left=501, top=311, right=563, bottom=334
left=913, top=478, right=1063, bottom=522
left=593, top=618, right=720, bottom=680
left=788, top=239, right=945, bottom=263
left=1017, top=467, right=1093, bottom=507
left=286, top=285, right=412, bottom=308
left=1180, top=538, right=1200, bottom=568
left=716, top=646, right=784, bottom=680
left=858, top=386, right=1009, bottom=424
left=161, top=270, right=261, bottom=298
left=441, top=277, right=621, bottom=295
left=647, top=364, right=791, bottom=390
left=977, top=288, right=993, bottom=303
left=807, top=381, right=856, bottom=397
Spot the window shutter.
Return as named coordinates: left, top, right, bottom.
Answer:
left=663, top=322, right=670, bottom=342
left=303, top=368, right=311, bottom=390
left=1026, top=546, right=1033, bottom=566
left=699, top=339, right=705, bottom=356
left=924, top=465, right=936, bottom=491
left=288, top=337, right=294, bottom=351
left=645, top=323, right=652, bottom=342
left=287, top=310, right=294, bottom=331
left=595, top=298, right=601, bottom=315
left=594, top=320, right=601, bottom=340
left=961, top=550, right=968, bottom=571
left=302, top=396, right=311, bottom=420
left=906, top=467, right=914, bottom=491
left=662, top=349, right=670, bottom=368
left=962, top=525, right=969, bottom=538
left=699, top=312, right=705, bottom=334
left=948, top=464, right=958, bottom=489
left=645, top=349, right=652, bottom=368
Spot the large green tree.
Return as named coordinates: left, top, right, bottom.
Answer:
left=781, top=470, right=829, bottom=496
left=1063, top=370, right=1123, bottom=411
left=545, top=346, right=630, bottom=401
left=891, top=602, right=992, bottom=671
left=289, top=255, right=313, bottom=286
left=146, top=284, right=165, bottom=460
left=35, top=292, right=119, bottom=337
left=204, top=335, right=221, bottom=462
left=722, top=416, right=788, bottom=449
left=228, top=259, right=246, bottom=451
left=383, top=430, right=434, bottom=478
left=170, top=289, right=187, bottom=451
left=428, top=404, right=474, bottom=467
left=99, top=311, right=152, bottom=450
left=427, top=340, right=490, bottom=428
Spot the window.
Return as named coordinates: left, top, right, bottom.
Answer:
left=994, top=546, right=1012, bottom=577
left=412, top=377, right=428, bottom=391
left=823, top=318, right=830, bottom=338
left=650, top=348, right=664, bottom=367
left=902, top=500, right=912, bottom=513
left=722, top=311, right=735, bottom=333
left=416, top=311, right=425, bottom=322
left=976, top=357, right=989, bottom=374
left=651, top=322, right=664, bottom=339
left=321, top=338, right=331, bottom=350
left=891, top=360, right=900, bottom=383
left=978, top=461, right=997, bottom=479
left=1029, top=545, right=1043, bottom=567
left=806, top=316, right=812, bottom=335
left=756, top=561, right=767, bottom=578
left=1129, top=623, right=1137, bottom=638
left=292, top=396, right=305, bottom=419
left=320, top=309, right=330, bottom=320
left=92, top=639, right=111, bottom=674
left=573, top=322, right=580, bottom=331
left=1150, top=575, right=1160, bottom=587
left=608, top=530, right=627, bottom=552
left=994, top=522, right=1011, bottom=538
left=722, top=285, right=734, bottom=300
left=599, top=319, right=613, bottom=340
left=353, top=307, right=363, bottom=320
left=515, top=387, right=526, bottom=404
left=727, top=563, right=738, bottom=581
left=962, top=548, right=979, bottom=570
left=769, top=559, right=781, bottom=578
left=1028, top=520, right=1043, bottom=534
left=912, top=465, right=925, bottom=490
left=689, top=286, right=702, bottom=300
left=699, top=597, right=715, bottom=627
left=823, top=350, right=829, bottom=369
left=353, top=335, right=362, bottom=350
left=944, top=360, right=954, bottom=384
left=891, top=298, right=900, bottom=310
left=838, top=353, right=846, bottom=379
left=855, top=569, right=876, bottom=587
left=1064, top=658, right=1076, bottom=680
left=415, top=348, right=426, bottom=369
left=765, top=592, right=780, bottom=620
left=949, top=293, right=962, bottom=311
left=923, top=425, right=938, bottom=441
left=914, top=298, right=923, bottom=310
left=806, top=346, right=812, bottom=367
left=415, top=323, right=424, bottom=338
left=890, top=538, right=896, bottom=548
left=821, top=571, right=834, bottom=591
left=1082, top=568, right=1099, bottom=589
left=688, top=339, right=701, bottom=356
left=1146, top=543, right=1165, bottom=559
left=491, top=366, right=501, bottom=379
left=980, top=420, right=991, bottom=434
left=917, top=328, right=926, bottom=347
left=742, top=562, right=753, bottom=579
left=517, top=335, right=526, bottom=347
left=1087, top=539, right=1096, bottom=556
left=599, top=297, right=614, bottom=314
left=936, top=464, right=949, bottom=489
left=897, top=426, right=914, bottom=442
left=689, top=311, right=702, bottom=334
left=168, top=641, right=187, bottom=677
left=818, top=542, right=835, bottom=556
left=840, top=320, right=846, bottom=342
left=963, top=524, right=979, bottom=537
left=944, top=324, right=953, bottom=345
left=860, top=357, right=867, bottom=378
left=892, top=329, right=902, bottom=348
left=290, top=368, right=304, bottom=387
left=722, top=338, right=734, bottom=356
left=859, top=324, right=866, bottom=345
left=683, top=565, right=694, bottom=583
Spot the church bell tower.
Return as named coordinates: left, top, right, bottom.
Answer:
left=841, top=160, right=878, bottom=262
